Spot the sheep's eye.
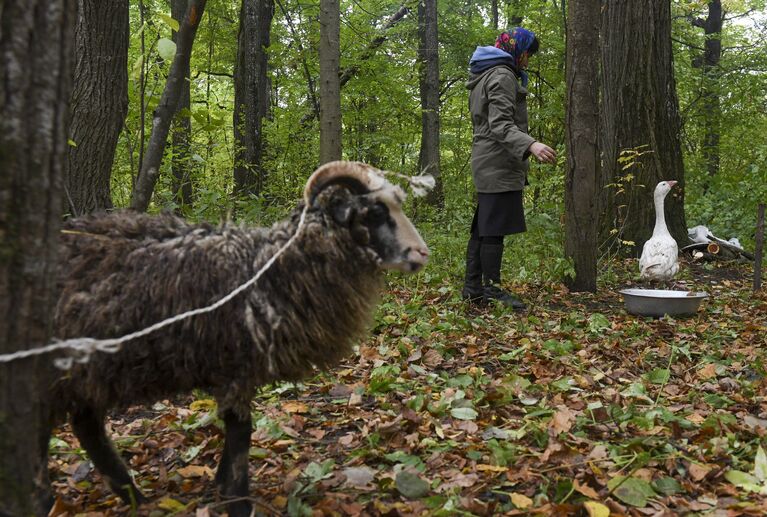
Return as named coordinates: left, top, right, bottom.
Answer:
left=366, top=204, right=389, bottom=225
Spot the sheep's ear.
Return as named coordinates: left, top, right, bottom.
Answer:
left=304, top=161, right=383, bottom=205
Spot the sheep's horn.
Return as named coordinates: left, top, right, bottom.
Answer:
left=303, top=161, right=386, bottom=205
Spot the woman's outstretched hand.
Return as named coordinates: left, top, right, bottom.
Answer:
left=529, top=142, right=557, bottom=164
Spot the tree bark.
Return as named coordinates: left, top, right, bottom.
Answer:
left=171, top=0, right=194, bottom=210
left=319, top=0, right=342, bottom=163
left=131, top=0, right=207, bottom=212
left=755, top=204, right=765, bottom=292
left=64, top=0, right=129, bottom=216
left=691, top=1, right=723, bottom=185
left=0, top=1, right=75, bottom=515
left=234, top=0, right=274, bottom=197
left=491, top=0, right=499, bottom=30
left=564, top=0, right=600, bottom=292
left=417, top=0, right=443, bottom=207
left=600, top=0, right=687, bottom=254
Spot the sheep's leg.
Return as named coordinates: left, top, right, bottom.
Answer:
left=215, top=409, right=252, bottom=517
left=36, top=419, right=55, bottom=514
left=70, top=406, right=147, bottom=505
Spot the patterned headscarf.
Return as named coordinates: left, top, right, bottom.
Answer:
left=495, top=27, right=536, bottom=86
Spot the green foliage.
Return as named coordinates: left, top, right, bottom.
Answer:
left=107, top=0, right=766, bottom=284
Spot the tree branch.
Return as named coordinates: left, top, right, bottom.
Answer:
left=300, top=3, right=411, bottom=125
left=275, top=0, right=319, bottom=120
left=194, top=69, right=233, bottom=78
left=338, top=4, right=410, bottom=87
left=130, top=0, right=207, bottom=212
left=671, top=36, right=705, bottom=51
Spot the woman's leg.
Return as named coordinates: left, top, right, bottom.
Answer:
left=461, top=209, right=484, bottom=301
left=480, top=236, right=527, bottom=310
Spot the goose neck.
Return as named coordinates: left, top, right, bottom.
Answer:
left=653, top=193, right=669, bottom=237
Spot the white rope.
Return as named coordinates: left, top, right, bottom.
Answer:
left=0, top=205, right=310, bottom=370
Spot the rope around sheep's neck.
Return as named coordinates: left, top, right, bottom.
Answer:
left=0, top=205, right=310, bottom=370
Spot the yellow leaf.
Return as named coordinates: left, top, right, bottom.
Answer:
left=583, top=501, right=610, bottom=517
left=176, top=465, right=214, bottom=478
left=272, top=495, right=288, bottom=509
left=158, top=497, right=187, bottom=512
left=190, top=399, right=216, bottom=411
left=476, top=464, right=508, bottom=472
left=510, top=493, right=533, bottom=509
left=282, top=401, right=309, bottom=413
left=697, top=363, right=717, bottom=380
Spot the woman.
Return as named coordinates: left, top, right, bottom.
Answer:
left=462, top=28, right=557, bottom=309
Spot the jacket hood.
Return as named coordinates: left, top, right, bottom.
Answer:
left=466, top=46, right=516, bottom=89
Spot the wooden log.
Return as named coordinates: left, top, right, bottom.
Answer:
left=755, top=203, right=765, bottom=292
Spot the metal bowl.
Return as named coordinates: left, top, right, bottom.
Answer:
left=619, top=288, right=708, bottom=318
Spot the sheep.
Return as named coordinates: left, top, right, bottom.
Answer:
left=47, top=161, right=429, bottom=516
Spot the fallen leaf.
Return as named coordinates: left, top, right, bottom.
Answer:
left=574, top=479, right=600, bottom=498
left=158, top=497, right=187, bottom=512
left=396, top=470, right=430, bottom=499
left=421, top=349, right=443, bottom=368
left=549, top=405, right=575, bottom=435
left=608, top=476, right=656, bottom=507
left=510, top=493, right=533, bottom=509
left=583, top=501, right=610, bottom=517
left=190, top=399, right=216, bottom=411
left=176, top=465, right=214, bottom=478
left=476, top=464, right=508, bottom=473
left=282, top=401, right=308, bottom=413
left=688, top=462, right=712, bottom=482
left=697, top=363, right=718, bottom=380
left=343, top=466, right=376, bottom=488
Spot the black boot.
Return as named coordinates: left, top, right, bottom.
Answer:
left=480, top=243, right=527, bottom=310
left=461, top=238, right=484, bottom=302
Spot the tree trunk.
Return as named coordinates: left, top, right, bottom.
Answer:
left=0, top=1, right=75, bottom=515
left=691, top=1, right=723, bottom=186
left=491, top=0, right=499, bottom=30
left=319, top=0, right=342, bottom=164
left=138, top=0, right=147, bottom=177
left=234, top=0, right=274, bottom=197
left=131, top=0, right=207, bottom=212
left=755, top=204, right=765, bottom=292
left=600, top=0, right=687, bottom=254
left=417, top=0, right=443, bottom=207
left=564, top=0, right=600, bottom=292
left=171, top=0, right=194, bottom=210
left=64, top=0, right=129, bottom=216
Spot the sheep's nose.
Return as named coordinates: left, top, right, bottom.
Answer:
left=413, top=246, right=430, bottom=263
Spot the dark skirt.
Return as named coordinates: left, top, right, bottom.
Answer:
left=471, top=190, right=526, bottom=237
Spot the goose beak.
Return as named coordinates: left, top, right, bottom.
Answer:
left=667, top=180, right=678, bottom=188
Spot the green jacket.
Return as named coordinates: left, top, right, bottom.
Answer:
left=467, top=65, right=536, bottom=193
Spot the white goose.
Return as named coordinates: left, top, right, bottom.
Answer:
left=639, top=181, right=679, bottom=282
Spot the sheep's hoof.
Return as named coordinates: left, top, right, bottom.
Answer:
left=116, top=485, right=149, bottom=507
left=226, top=499, right=252, bottom=517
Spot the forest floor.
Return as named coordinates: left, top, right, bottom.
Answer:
left=48, top=257, right=767, bottom=517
